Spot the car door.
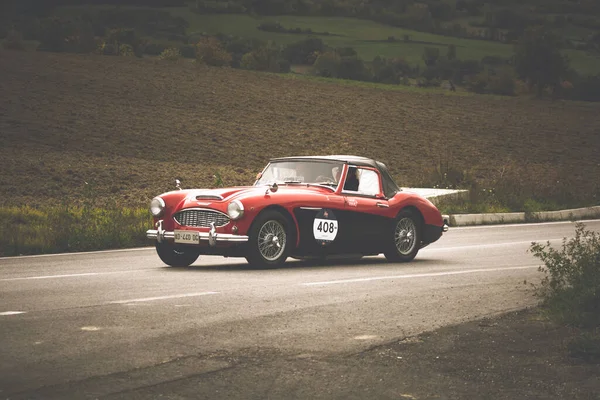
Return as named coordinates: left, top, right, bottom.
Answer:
left=339, top=166, right=391, bottom=252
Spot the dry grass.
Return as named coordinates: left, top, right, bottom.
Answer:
left=1, top=49, right=599, bottom=209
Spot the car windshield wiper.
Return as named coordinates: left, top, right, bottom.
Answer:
left=282, top=180, right=303, bottom=184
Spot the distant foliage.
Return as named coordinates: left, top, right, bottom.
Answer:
left=97, top=41, right=135, bottom=57
left=370, top=56, right=414, bottom=84
left=514, top=26, right=570, bottom=97
left=466, top=66, right=516, bottom=96
left=240, top=46, right=290, bottom=73
left=159, top=47, right=181, bottom=61
left=282, top=38, right=326, bottom=65
left=312, top=49, right=371, bottom=81
left=195, top=36, right=232, bottom=67
left=422, top=47, right=440, bottom=67
left=311, top=51, right=341, bottom=78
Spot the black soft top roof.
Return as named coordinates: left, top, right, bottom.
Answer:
left=269, top=155, right=379, bottom=168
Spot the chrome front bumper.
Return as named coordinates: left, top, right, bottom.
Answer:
left=146, top=220, right=249, bottom=246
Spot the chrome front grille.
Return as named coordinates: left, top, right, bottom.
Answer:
left=174, top=209, right=230, bottom=228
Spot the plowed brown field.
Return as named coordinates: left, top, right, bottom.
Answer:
left=1, top=50, right=599, bottom=208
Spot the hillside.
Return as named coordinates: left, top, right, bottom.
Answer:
left=1, top=49, right=599, bottom=209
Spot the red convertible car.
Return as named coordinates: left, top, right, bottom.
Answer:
left=146, top=155, right=449, bottom=267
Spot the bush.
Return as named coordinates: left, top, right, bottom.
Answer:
left=282, top=38, right=326, bottom=65
left=159, top=47, right=181, bottom=61
left=311, top=51, right=341, bottom=78
left=371, top=56, right=414, bottom=84
left=529, top=223, right=600, bottom=329
left=312, top=50, right=371, bottom=81
left=240, top=46, right=289, bottom=72
left=466, top=66, right=516, bottom=96
left=283, top=38, right=326, bottom=65
left=195, top=36, right=232, bottom=67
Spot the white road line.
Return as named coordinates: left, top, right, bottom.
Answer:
left=450, top=219, right=600, bottom=230
left=0, top=270, right=146, bottom=282
left=423, top=238, right=565, bottom=252
left=108, top=291, right=219, bottom=304
left=301, top=265, right=538, bottom=286
left=0, top=247, right=154, bottom=260
left=0, top=311, right=26, bottom=316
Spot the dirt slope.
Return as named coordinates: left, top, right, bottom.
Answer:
left=1, top=50, right=599, bottom=207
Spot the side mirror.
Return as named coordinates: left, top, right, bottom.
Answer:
left=265, top=182, right=278, bottom=195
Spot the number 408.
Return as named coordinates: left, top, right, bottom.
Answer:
left=317, top=221, right=335, bottom=233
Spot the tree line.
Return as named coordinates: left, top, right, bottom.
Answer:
left=2, top=1, right=599, bottom=100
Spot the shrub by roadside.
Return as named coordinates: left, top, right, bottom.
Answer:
left=529, top=222, right=600, bottom=362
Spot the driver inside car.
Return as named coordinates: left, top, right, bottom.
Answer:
left=343, top=167, right=360, bottom=191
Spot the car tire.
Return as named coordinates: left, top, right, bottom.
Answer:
left=245, top=210, right=292, bottom=268
left=155, top=242, right=200, bottom=267
left=384, top=209, right=422, bottom=262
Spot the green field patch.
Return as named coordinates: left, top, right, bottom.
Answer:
left=167, top=10, right=513, bottom=65
left=53, top=5, right=600, bottom=73
left=362, top=39, right=468, bottom=48
left=166, top=10, right=599, bottom=73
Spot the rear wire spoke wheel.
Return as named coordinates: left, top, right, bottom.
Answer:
left=384, top=209, right=422, bottom=262
left=155, top=242, right=200, bottom=267
left=246, top=210, right=292, bottom=268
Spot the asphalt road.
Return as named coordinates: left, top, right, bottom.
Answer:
left=1, top=220, right=598, bottom=399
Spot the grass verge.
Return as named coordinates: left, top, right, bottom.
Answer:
left=0, top=205, right=152, bottom=257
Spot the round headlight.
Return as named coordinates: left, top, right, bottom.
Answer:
left=150, top=197, right=165, bottom=217
left=227, top=200, right=244, bottom=220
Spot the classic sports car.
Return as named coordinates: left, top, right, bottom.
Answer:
left=146, top=155, right=449, bottom=267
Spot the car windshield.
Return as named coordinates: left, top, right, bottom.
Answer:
left=255, top=160, right=345, bottom=188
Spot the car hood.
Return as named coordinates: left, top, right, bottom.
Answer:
left=171, top=184, right=335, bottom=208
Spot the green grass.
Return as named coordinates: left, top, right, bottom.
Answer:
left=0, top=205, right=153, bottom=257
left=281, top=71, right=474, bottom=95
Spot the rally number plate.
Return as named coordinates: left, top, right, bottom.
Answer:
left=174, top=230, right=200, bottom=244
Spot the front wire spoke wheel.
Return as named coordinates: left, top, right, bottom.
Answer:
left=257, top=220, right=287, bottom=261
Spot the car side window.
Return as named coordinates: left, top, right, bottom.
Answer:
left=356, top=169, right=381, bottom=196
left=342, top=167, right=381, bottom=197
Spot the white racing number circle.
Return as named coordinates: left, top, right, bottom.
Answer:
left=313, top=208, right=338, bottom=245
